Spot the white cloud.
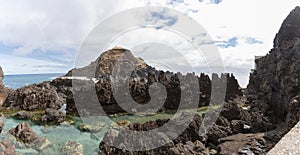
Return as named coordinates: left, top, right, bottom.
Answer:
left=0, top=54, right=68, bottom=75
left=0, top=0, right=299, bottom=87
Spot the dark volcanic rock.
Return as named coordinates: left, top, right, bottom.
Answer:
left=41, top=108, right=66, bottom=124
left=14, top=111, right=33, bottom=120
left=66, top=47, right=242, bottom=115
left=8, top=122, right=51, bottom=151
left=0, top=120, right=3, bottom=133
left=9, top=122, right=37, bottom=143
left=274, top=6, right=300, bottom=48
left=99, top=113, right=205, bottom=155
left=4, top=82, right=65, bottom=111
left=0, top=66, right=9, bottom=107
left=247, top=6, right=300, bottom=129
left=218, top=133, right=269, bottom=155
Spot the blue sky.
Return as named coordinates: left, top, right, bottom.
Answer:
left=0, top=0, right=299, bottom=87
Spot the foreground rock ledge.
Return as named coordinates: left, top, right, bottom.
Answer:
left=267, top=121, right=300, bottom=155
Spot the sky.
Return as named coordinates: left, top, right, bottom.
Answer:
left=0, top=0, right=299, bottom=87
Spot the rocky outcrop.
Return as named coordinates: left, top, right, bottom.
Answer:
left=98, top=100, right=259, bottom=155
left=41, top=108, right=66, bottom=124
left=8, top=122, right=51, bottom=152
left=9, top=122, right=38, bottom=143
left=4, top=82, right=65, bottom=111
left=0, top=66, right=9, bottom=107
left=66, top=47, right=242, bottom=115
left=247, top=6, right=300, bottom=129
left=99, top=112, right=208, bottom=155
left=66, top=47, right=148, bottom=78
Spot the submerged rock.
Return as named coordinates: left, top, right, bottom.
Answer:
left=61, top=140, right=83, bottom=155
left=8, top=122, right=51, bottom=152
left=0, top=140, right=20, bottom=155
left=0, top=120, right=3, bottom=133
left=9, top=122, right=36, bottom=143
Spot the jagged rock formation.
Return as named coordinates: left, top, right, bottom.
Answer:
left=66, top=47, right=242, bottom=115
left=247, top=6, right=300, bottom=129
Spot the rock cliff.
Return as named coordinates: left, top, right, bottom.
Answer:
left=0, top=66, right=8, bottom=107
left=247, top=6, right=300, bottom=129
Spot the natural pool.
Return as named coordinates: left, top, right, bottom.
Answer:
left=0, top=107, right=209, bottom=155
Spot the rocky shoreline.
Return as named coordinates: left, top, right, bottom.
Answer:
left=0, top=6, right=299, bottom=155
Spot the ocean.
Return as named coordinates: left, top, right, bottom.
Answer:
left=2, top=73, right=64, bottom=89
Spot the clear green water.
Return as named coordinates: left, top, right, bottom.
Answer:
left=0, top=108, right=208, bottom=155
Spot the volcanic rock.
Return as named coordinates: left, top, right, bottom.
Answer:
left=61, top=140, right=83, bottom=155
left=8, top=122, right=51, bottom=152
left=218, top=133, right=269, bottom=155
left=0, top=120, right=3, bottom=133
left=9, top=122, right=36, bottom=143
left=41, top=108, right=66, bottom=124
left=0, top=66, right=8, bottom=107
left=4, top=82, right=64, bottom=111
left=247, top=6, right=300, bottom=129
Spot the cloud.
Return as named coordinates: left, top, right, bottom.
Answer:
left=216, top=37, right=238, bottom=48
left=0, top=0, right=123, bottom=74
left=146, top=10, right=178, bottom=29
left=0, top=0, right=299, bottom=87
left=0, top=53, right=68, bottom=75
left=210, top=0, right=222, bottom=4
left=245, top=37, right=264, bottom=45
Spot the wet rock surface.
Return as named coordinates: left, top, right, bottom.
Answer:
left=61, top=140, right=83, bottom=155
left=41, top=108, right=66, bottom=124
left=8, top=122, right=51, bottom=152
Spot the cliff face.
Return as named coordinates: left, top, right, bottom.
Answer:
left=0, top=66, right=8, bottom=106
left=248, top=6, right=300, bottom=128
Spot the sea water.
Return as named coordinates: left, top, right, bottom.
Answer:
left=2, top=73, right=64, bottom=89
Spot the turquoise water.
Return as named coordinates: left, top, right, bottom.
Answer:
left=3, top=73, right=64, bottom=89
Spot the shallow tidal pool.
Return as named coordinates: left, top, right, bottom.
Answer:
left=0, top=107, right=209, bottom=155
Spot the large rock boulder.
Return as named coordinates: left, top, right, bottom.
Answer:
left=41, top=108, right=66, bottom=124
left=4, top=82, right=64, bottom=111
left=9, top=122, right=37, bottom=143
left=8, top=122, right=51, bottom=152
